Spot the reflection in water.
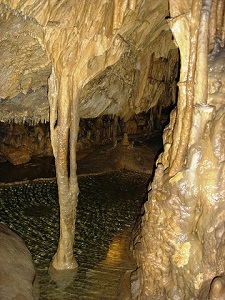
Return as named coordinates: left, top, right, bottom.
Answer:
left=104, top=229, right=133, bottom=267
left=105, top=235, right=124, bottom=264
left=84, top=227, right=137, bottom=299
left=0, top=171, right=149, bottom=299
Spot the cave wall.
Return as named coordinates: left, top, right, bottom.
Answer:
left=1, top=0, right=225, bottom=297
left=0, top=122, right=52, bottom=165
left=134, top=0, right=225, bottom=299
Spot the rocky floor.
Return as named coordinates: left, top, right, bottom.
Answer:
left=0, top=134, right=162, bottom=299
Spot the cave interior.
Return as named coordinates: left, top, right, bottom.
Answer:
left=0, top=0, right=225, bottom=299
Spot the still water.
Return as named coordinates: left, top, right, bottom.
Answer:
left=0, top=171, right=149, bottom=299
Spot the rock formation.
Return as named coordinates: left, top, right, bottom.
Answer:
left=0, top=0, right=178, bottom=271
left=1, top=0, right=225, bottom=298
left=133, top=0, right=225, bottom=299
left=0, top=223, right=39, bottom=300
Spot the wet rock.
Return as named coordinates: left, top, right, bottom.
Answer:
left=1, top=146, right=31, bottom=165
left=0, top=223, right=39, bottom=300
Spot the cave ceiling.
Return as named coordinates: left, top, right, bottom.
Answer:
left=0, top=0, right=178, bottom=124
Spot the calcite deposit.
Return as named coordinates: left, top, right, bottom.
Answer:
left=1, top=0, right=225, bottom=298
left=0, top=0, right=177, bottom=123
left=133, top=0, right=225, bottom=299
left=0, top=0, right=178, bottom=271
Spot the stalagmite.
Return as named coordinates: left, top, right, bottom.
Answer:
left=48, top=67, right=80, bottom=269
left=134, top=0, right=225, bottom=299
left=44, top=0, right=132, bottom=270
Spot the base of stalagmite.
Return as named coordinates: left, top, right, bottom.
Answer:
left=51, top=251, right=78, bottom=271
left=49, top=251, right=78, bottom=284
left=48, top=260, right=78, bottom=288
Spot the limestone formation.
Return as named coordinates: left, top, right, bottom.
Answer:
left=0, top=223, right=39, bottom=300
left=0, top=0, right=177, bottom=123
left=1, top=0, right=225, bottom=298
left=133, top=0, right=225, bottom=299
left=0, top=0, right=178, bottom=271
left=0, top=0, right=177, bottom=269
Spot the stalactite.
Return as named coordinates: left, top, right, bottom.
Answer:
left=132, top=52, right=151, bottom=112
left=169, top=0, right=203, bottom=177
left=209, top=0, right=218, bottom=51
left=222, top=8, right=225, bottom=41
left=48, top=66, right=58, bottom=158
left=217, top=0, right=225, bottom=41
left=194, top=0, right=212, bottom=105
left=168, top=15, right=190, bottom=169
left=113, top=0, right=129, bottom=31
left=112, top=115, right=118, bottom=147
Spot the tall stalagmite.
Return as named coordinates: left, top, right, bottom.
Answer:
left=134, top=0, right=225, bottom=298
left=44, top=0, right=135, bottom=270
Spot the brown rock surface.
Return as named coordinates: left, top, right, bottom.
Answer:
left=1, top=146, right=31, bottom=165
left=133, top=1, right=225, bottom=299
left=0, top=1, right=178, bottom=123
left=0, top=1, right=179, bottom=271
left=2, top=0, right=225, bottom=298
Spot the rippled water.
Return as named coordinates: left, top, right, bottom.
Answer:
left=0, top=171, right=149, bottom=299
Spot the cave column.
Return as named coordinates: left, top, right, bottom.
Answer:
left=48, top=67, right=79, bottom=270
left=136, top=0, right=218, bottom=298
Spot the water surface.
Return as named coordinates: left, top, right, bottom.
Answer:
left=0, top=171, right=149, bottom=299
